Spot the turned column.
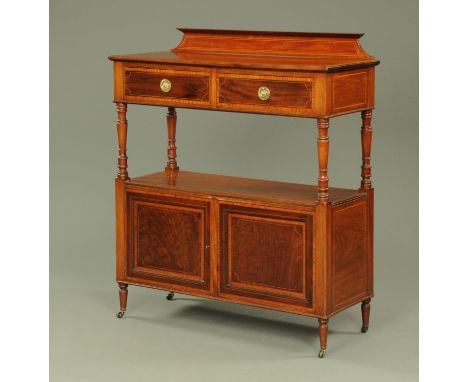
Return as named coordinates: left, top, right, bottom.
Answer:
left=317, top=118, right=330, bottom=202
left=165, top=107, right=179, bottom=174
left=315, top=118, right=331, bottom=335
left=115, top=104, right=129, bottom=318
left=318, top=318, right=329, bottom=358
left=360, top=110, right=373, bottom=190
left=360, top=110, right=373, bottom=332
left=116, top=102, right=129, bottom=180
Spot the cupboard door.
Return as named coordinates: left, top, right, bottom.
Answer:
left=127, top=193, right=210, bottom=290
left=219, top=204, right=313, bottom=307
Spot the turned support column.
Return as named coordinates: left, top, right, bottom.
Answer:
left=116, top=102, right=129, bottom=180
left=317, top=118, right=330, bottom=202
left=360, top=110, right=373, bottom=190
left=165, top=107, right=179, bottom=174
left=318, top=318, right=329, bottom=358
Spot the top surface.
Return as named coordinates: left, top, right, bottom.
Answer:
left=108, top=51, right=379, bottom=72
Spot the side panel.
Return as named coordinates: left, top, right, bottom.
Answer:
left=331, top=199, right=369, bottom=311
left=330, top=68, right=373, bottom=115
left=113, top=61, right=124, bottom=102
left=115, top=179, right=126, bottom=281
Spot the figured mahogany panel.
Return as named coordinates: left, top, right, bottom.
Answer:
left=331, top=69, right=370, bottom=114
left=332, top=200, right=368, bottom=310
left=109, top=29, right=379, bottom=73
left=219, top=204, right=313, bottom=307
left=173, top=29, right=369, bottom=58
left=218, top=76, right=312, bottom=109
left=136, top=204, right=200, bottom=274
left=124, top=68, right=209, bottom=103
left=127, top=193, right=210, bottom=289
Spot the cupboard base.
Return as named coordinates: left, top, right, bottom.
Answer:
left=115, top=171, right=374, bottom=357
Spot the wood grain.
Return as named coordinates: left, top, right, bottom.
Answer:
left=118, top=282, right=128, bottom=312
left=360, top=109, right=373, bottom=190
left=219, top=204, right=313, bottom=307
left=332, top=201, right=368, bottom=310
left=112, top=64, right=375, bottom=118
left=127, top=193, right=211, bottom=290
left=218, top=76, right=312, bottom=109
left=361, top=299, right=371, bottom=332
left=331, top=70, right=369, bottom=114
left=127, top=171, right=366, bottom=209
left=116, top=103, right=128, bottom=180
left=109, top=28, right=379, bottom=73
left=135, top=203, right=202, bottom=275
left=174, top=28, right=367, bottom=57
left=317, top=118, right=330, bottom=202
left=318, top=318, right=329, bottom=352
left=111, top=28, right=379, bottom=356
left=110, top=50, right=378, bottom=73
left=165, top=107, right=179, bottom=173
left=125, top=70, right=209, bottom=102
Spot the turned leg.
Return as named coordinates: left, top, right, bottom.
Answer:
left=360, top=110, right=373, bottom=190
left=361, top=299, right=371, bottom=333
left=166, top=291, right=175, bottom=301
left=318, top=318, right=329, bottom=358
left=116, top=282, right=128, bottom=318
left=317, top=118, right=330, bottom=202
left=165, top=107, right=179, bottom=174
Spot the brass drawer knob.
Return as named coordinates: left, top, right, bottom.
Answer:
left=160, top=78, right=172, bottom=93
left=258, top=86, right=270, bottom=101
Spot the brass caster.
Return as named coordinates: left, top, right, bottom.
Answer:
left=166, top=291, right=175, bottom=301
left=116, top=311, right=125, bottom=319
left=318, top=349, right=326, bottom=358
left=361, top=326, right=368, bottom=333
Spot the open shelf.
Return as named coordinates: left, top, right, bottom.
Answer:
left=127, top=171, right=366, bottom=209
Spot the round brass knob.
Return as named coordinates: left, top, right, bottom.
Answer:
left=160, top=79, right=172, bottom=93
left=258, top=86, right=270, bottom=101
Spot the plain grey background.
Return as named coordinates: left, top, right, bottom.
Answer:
left=51, top=0, right=418, bottom=381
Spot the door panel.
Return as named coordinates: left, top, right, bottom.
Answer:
left=127, top=192, right=210, bottom=290
left=219, top=204, right=313, bottom=307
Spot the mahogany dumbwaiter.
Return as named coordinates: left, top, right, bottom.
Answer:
left=109, top=28, right=379, bottom=358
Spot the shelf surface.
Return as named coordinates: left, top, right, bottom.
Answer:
left=127, top=171, right=366, bottom=208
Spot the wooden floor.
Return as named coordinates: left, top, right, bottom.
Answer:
left=127, top=171, right=366, bottom=208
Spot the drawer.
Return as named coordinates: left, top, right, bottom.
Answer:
left=124, top=67, right=210, bottom=104
left=217, top=74, right=313, bottom=112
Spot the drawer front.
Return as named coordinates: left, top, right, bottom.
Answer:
left=219, top=203, right=313, bottom=308
left=126, top=192, right=211, bottom=290
left=217, top=73, right=313, bottom=114
left=124, top=67, right=210, bottom=104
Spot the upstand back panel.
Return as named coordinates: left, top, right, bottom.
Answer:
left=109, top=28, right=379, bottom=358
